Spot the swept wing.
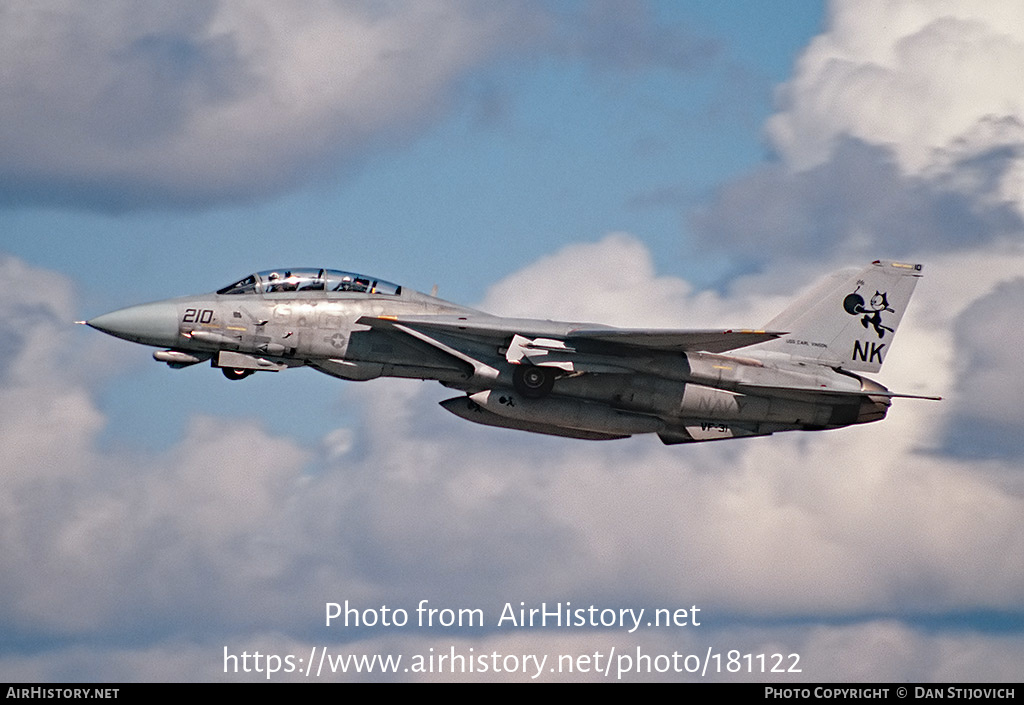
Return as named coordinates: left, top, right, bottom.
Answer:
left=360, top=314, right=783, bottom=353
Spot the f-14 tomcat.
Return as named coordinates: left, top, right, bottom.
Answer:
left=83, top=260, right=939, bottom=444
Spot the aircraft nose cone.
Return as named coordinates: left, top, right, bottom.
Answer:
left=87, top=301, right=180, bottom=347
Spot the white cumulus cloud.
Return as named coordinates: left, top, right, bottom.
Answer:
left=767, top=0, right=1024, bottom=213
left=0, top=0, right=533, bottom=209
left=2, top=240, right=1023, bottom=680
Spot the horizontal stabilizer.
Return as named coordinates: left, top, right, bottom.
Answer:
left=737, top=381, right=941, bottom=401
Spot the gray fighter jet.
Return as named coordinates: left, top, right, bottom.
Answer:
left=83, top=260, right=939, bottom=444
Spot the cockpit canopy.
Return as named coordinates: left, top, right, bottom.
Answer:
left=217, top=269, right=402, bottom=296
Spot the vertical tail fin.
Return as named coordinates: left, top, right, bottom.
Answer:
left=759, top=260, right=923, bottom=373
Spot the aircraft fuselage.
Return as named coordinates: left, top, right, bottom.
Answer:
left=85, top=263, right=936, bottom=444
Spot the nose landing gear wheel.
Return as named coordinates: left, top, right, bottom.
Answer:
left=513, top=365, right=555, bottom=398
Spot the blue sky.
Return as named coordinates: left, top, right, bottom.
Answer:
left=2, top=3, right=820, bottom=299
left=2, top=0, right=1023, bottom=683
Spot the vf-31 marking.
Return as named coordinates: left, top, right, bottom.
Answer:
left=82, top=261, right=940, bottom=445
